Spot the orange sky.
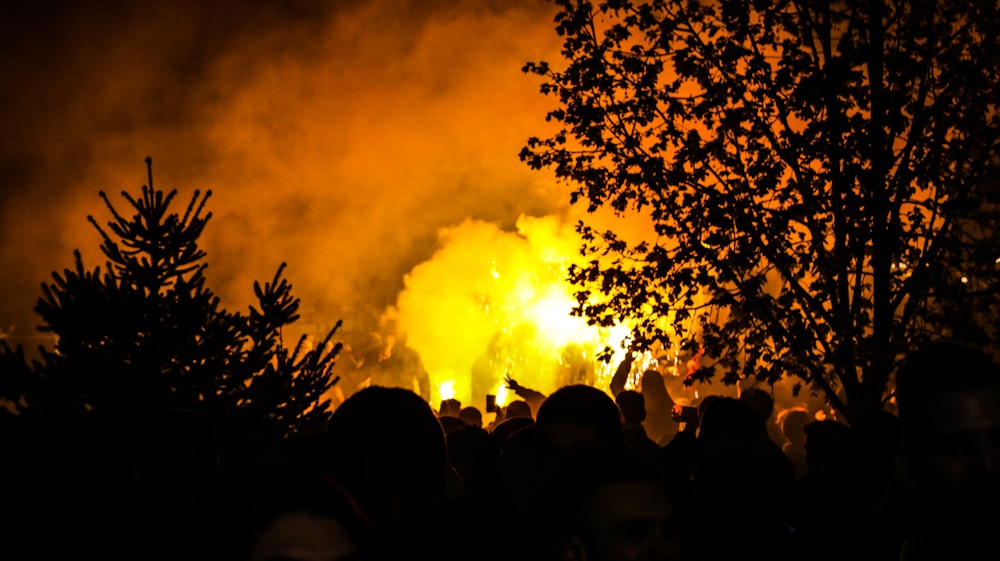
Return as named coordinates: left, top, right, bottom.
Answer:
left=0, top=0, right=574, bottom=345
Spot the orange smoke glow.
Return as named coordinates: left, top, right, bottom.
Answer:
left=0, top=1, right=566, bottom=360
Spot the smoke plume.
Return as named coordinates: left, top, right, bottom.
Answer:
left=0, top=0, right=567, bottom=352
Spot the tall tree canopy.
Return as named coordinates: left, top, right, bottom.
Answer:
left=521, top=0, right=1000, bottom=423
left=6, top=158, right=341, bottom=445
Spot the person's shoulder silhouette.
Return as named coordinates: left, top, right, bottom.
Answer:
left=325, top=385, right=449, bottom=547
left=894, top=341, right=1000, bottom=559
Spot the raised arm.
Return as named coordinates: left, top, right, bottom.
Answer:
left=504, top=375, right=546, bottom=410
left=609, top=348, right=636, bottom=397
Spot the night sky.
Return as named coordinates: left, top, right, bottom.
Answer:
left=0, top=0, right=570, bottom=345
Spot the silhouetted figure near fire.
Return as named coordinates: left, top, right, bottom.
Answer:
left=776, top=406, right=811, bottom=480
left=378, top=336, right=432, bottom=402
left=438, top=398, right=462, bottom=418
left=207, top=457, right=384, bottom=561
left=740, top=386, right=784, bottom=447
left=437, top=413, right=467, bottom=435
left=557, top=342, right=596, bottom=387
left=823, top=411, right=910, bottom=560
left=459, top=405, right=483, bottom=429
left=531, top=446, right=684, bottom=561
left=484, top=414, right=535, bottom=492
left=351, top=313, right=431, bottom=403
left=446, top=423, right=492, bottom=497
left=783, top=418, right=849, bottom=540
left=505, top=398, right=534, bottom=419
left=495, top=384, right=625, bottom=525
left=688, top=396, right=796, bottom=559
left=639, top=369, right=679, bottom=446
left=467, top=385, right=628, bottom=561
left=505, top=374, right=547, bottom=416
left=436, top=398, right=466, bottom=434
left=615, top=390, right=661, bottom=465
left=893, top=341, right=1000, bottom=560
left=788, top=411, right=911, bottom=561
left=655, top=420, right=698, bottom=539
left=608, top=348, right=678, bottom=445
left=324, top=386, right=449, bottom=560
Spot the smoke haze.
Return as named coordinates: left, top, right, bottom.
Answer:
left=0, top=0, right=569, bottom=347
left=0, top=0, right=837, bottom=418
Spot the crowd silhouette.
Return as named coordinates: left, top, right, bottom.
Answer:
left=2, top=340, right=999, bottom=561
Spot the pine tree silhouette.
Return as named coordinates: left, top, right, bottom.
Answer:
left=28, top=157, right=341, bottom=447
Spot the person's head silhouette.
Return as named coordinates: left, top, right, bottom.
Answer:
left=894, top=341, right=1000, bottom=558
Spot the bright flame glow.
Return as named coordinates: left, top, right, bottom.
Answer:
left=394, top=215, right=634, bottom=408
left=496, top=384, right=510, bottom=407
left=439, top=380, right=456, bottom=401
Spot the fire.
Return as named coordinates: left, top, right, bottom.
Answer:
left=495, top=383, right=510, bottom=408
left=439, top=380, right=456, bottom=401
left=392, top=214, right=634, bottom=408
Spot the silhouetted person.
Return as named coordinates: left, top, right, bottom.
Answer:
left=615, top=389, right=661, bottom=464
left=495, top=385, right=624, bottom=524
left=789, top=410, right=913, bottom=561
left=356, top=320, right=431, bottom=402
left=531, top=447, right=684, bottom=561
left=689, top=396, right=796, bottom=559
left=207, top=457, right=383, bottom=561
left=802, top=419, right=852, bottom=482
left=505, top=375, right=547, bottom=416
left=438, top=414, right=467, bottom=435
left=607, top=348, right=678, bottom=445
left=740, top=386, right=784, bottom=446
left=608, top=343, right=637, bottom=398
left=446, top=423, right=492, bottom=497
left=459, top=405, right=483, bottom=429
left=696, top=394, right=721, bottom=426
left=534, top=384, right=626, bottom=473
left=438, top=398, right=462, bottom=418
left=557, top=342, right=597, bottom=387
left=506, top=399, right=534, bottom=419
left=816, top=412, right=910, bottom=560
left=638, top=370, right=678, bottom=446
left=775, top=406, right=811, bottom=480
left=894, top=341, right=1000, bottom=560
left=485, top=414, right=535, bottom=489
left=655, top=424, right=698, bottom=542
left=325, top=386, right=449, bottom=559
left=739, top=387, right=773, bottom=421
left=786, top=418, right=851, bottom=542
left=695, top=396, right=769, bottom=459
